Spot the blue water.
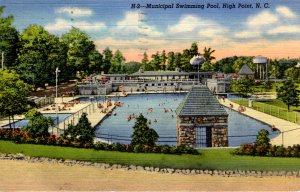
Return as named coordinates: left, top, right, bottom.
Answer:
left=89, top=94, right=278, bottom=147
left=2, top=113, right=72, bottom=128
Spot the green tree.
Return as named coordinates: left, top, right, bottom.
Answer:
left=180, top=49, right=192, bottom=72
left=61, top=28, right=95, bottom=77
left=160, top=50, right=167, bottom=71
left=167, top=51, right=175, bottom=70
left=124, top=61, right=141, bottom=74
left=0, top=6, right=19, bottom=69
left=230, top=77, right=255, bottom=97
left=141, top=52, right=149, bottom=71
left=131, top=114, right=159, bottom=147
left=273, top=59, right=297, bottom=79
left=202, top=47, right=215, bottom=64
left=110, top=49, right=125, bottom=73
left=201, top=61, right=214, bottom=71
left=63, top=112, right=95, bottom=144
left=88, top=49, right=103, bottom=75
left=254, top=129, right=270, bottom=156
left=0, top=70, right=31, bottom=129
left=150, top=52, right=160, bottom=71
left=285, top=67, right=300, bottom=83
left=276, top=79, right=300, bottom=111
left=174, top=52, right=182, bottom=69
left=25, top=108, right=54, bottom=138
left=189, top=42, right=199, bottom=57
left=18, top=25, right=68, bottom=87
left=102, top=47, right=113, bottom=73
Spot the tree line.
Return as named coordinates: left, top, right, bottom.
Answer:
left=141, top=43, right=216, bottom=72
left=0, top=6, right=139, bottom=89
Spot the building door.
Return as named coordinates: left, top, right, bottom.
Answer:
left=195, top=126, right=212, bottom=148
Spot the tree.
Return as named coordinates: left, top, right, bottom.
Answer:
left=272, top=59, right=297, bottom=79
left=160, top=50, right=167, bottom=71
left=201, top=61, right=214, bottom=71
left=110, top=49, right=125, bottom=73
left=180, top=49, right=192, bottom=72
left=150, top=52, right=160, bottom=71
left=0, top=70, right=31, bottom=129
left=63, top=112, right=95, bottom=144
left=189, top=42, right=199, bottom=57
left=174, top=52, right=182, bottom=69
left=276, top=79, right=300, bottom=111
left=230, top=77, right=255, bottom=97
left=202, top=47, right=215, bottom=64
left=88, top=49, right=103, bottom=75
left=131, top=114, right=159, bottom=147
left=102, top=47, right=113, bottom=73
left=141, top=52, right=149, bottom=71
left=61, top=28, right=95, bottom=77
left=124, top=61, right=141, bottom=74
left=285, top=67, right=300, bottom=83
left=254, top=129, right=270, bottom=156
left=25, top=108, right=54, bottom=138
left=18, top=25, right=68, bottom=87
left=0, top=6, right=19, bottom=69
left=167, top=51, right=175, bottom=70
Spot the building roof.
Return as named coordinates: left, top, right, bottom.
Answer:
left=94, top=74, right=128, bottom=78
left=238, top=64, right=255, bottom=75
left=176, top=86, right=228, bottom=116
left=130, top=71, right=190, bottom=77
left=104, top=74, right=128, bottom=77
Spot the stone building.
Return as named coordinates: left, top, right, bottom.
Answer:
left=175, top=86, right=228, bottom=148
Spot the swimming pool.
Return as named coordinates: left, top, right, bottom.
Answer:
left=88, top=94, right=278, bottom=147
left=2, top=113, right=72, bottom=128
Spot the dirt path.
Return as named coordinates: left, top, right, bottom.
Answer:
left=0, top=160, right=300, bottom=191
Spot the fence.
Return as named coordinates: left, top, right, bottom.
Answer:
left=234, top=100, right=300, bottom=125
left=61, top=103, right=96, bottom=130
left=34, top=97, right=55, bottom=108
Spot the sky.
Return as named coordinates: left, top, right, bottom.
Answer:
left=1, top=0, right=300, bottom=62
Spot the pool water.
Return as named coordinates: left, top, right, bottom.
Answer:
left=91, top=94, right=278, bottom=147
left=2, top=113, right=72, bottom=128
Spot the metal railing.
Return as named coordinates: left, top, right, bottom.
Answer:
left=61, top=102, right=95, bottom=130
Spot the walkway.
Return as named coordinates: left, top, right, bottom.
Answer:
left=55, top=100, right=116, bottom=136
left=219, top=99, right=300, bottom=147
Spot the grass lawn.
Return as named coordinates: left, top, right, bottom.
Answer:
left=1, top=140, right=300, bottom=171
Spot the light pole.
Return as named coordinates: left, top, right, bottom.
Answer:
left=190, top=55, right=205, bottom=84
left=55, top=67, right=60, bottom=135
left=1, top=51, right=4, bottom=70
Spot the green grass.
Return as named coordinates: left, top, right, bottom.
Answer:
left=233, top=100, right=300, bottom=124
left=1, top=140, right=300, bottom=171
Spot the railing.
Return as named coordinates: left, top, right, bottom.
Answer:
left=61, top=102, right=96, bottom=130
left=35, top=97, right=55, bottom=107
left=233, top=100, right=300, bottom=125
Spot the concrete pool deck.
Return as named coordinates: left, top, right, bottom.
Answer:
left=219, top=98, right=300, bottom=147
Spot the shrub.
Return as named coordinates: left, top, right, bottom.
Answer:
left=133, top=144, right=143, bottom=153
left=274, top=145, right=285, bottom=157
left=161, top=145, right=171, bottom=154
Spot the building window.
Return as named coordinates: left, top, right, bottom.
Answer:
left=152, top=83, right=155, bottom=86
left=164, top=83, right=167, bottom=86
left=145, top=84, right=148, bottom=86
left=158, top=83, right=161, bottom=86
left=170, top=83, right=174, bottom=86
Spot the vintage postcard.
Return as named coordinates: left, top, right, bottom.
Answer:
left=0, top=0, right=300, bottom=191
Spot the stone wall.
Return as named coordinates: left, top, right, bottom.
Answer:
left=177, top=116, right=228, bottom=148
left=1, top=153, right=299, bottom=178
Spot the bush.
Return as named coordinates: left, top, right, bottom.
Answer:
left=133, top=144, right=144, bottom=153
left=275, top=145, right=285, bottom=157
left=161, top=145, right=171, bottom=154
